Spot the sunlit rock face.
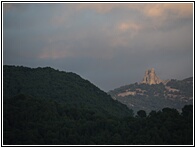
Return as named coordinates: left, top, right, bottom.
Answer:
left=141, top=68, right=162, bottom=85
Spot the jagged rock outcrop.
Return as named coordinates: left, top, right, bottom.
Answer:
left=141, top=68, right=162, bottom=85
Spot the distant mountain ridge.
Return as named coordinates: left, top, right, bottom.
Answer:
left=108, top=68, right=193, bottom=113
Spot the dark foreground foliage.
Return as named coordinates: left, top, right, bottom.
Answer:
left=4, top=94, right=193, bottom=145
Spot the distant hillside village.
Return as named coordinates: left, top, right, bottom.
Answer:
left=109, top=68, right=193, bottom=113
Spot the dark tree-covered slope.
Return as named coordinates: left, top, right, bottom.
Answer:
left=4, top=94, right=193, bottom=145
left=3, top=65, right=193, bottom=145
left=3, top=65, right=132, bottom=118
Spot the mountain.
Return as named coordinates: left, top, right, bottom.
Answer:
left=108, top=68, right=193, bottom=113
left=3, top=66, right=193, bottom=145
left=3, top=65, right=132, bottom=118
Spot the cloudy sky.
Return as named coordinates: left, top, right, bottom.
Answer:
left=3, top=2, right=193, bottom=91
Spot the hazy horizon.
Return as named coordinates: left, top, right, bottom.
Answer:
left=3, top=2, right=193, bottom=91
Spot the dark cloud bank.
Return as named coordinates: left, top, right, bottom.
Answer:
left=3, top=3, right=193, bottom=91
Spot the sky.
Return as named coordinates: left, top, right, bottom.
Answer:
left=3, top=2, right=193, bottom=91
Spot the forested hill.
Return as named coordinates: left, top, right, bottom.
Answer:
left=3, top=65, right=132, bottom=118
left=108, top=77, right=193, bottom=113
left=3, top=65, right=193, bottom=145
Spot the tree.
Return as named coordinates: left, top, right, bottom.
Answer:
left=149, top=110, right=157, bottom=117
left=182, top=105, right=193, bottom=119
left=137, top=110, right=147, bottom=118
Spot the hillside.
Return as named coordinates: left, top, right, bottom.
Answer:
left=108, top=69, right=193, bottom=113
left=3, top=65, right=132, bottom=118
left=4, top=94, right=193, bottom=145
left=3, top=65, right=193, bottom=145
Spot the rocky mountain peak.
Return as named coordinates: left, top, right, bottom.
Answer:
left=141, top=68, right=162, bottom=85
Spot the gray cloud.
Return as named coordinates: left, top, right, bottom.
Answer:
left=3, top=2, right=193, bottom=91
